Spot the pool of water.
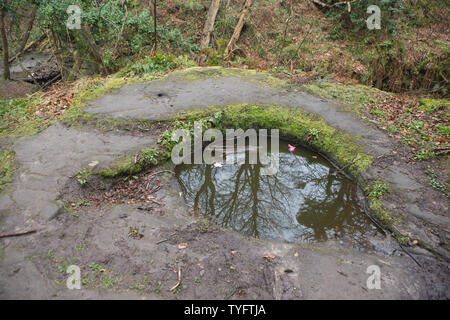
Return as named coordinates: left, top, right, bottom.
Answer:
left=175, top=140, right=382, bottom=245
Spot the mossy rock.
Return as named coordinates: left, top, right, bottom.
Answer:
left=97, top=155, right=143, bottom=178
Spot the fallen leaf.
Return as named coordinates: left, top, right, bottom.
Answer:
left=88, top=160, right=99, bottom=167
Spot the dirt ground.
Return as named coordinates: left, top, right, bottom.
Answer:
left=0, top=68, right=448, bottom=299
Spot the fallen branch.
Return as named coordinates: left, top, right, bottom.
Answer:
left=0, top=229, right=37, bottom=239
left=169, top=266, right=182, bottom=292
left=224, top=0, right=253, bottom=57
left=146, top=170, right=175, bottom=179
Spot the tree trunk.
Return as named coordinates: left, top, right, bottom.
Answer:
left=200, top=0, right=221, bottom=50
left=152, top=0, right=157, bottom=54
left=81, top=25, right=109, bottom=75
left=0, top=5, right=10, bottom=80
left=224, top=0, right=253, bottom=57
left=15, top=8, right=37, bottom=58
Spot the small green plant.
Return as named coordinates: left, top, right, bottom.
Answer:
left=101, top=273, right=118, bottom=289
left=200, top=217, right=210, bottom=232
left=307, top=128, right=320, bottom=143
left=140, top=148, right=159, bottom=165
left=425, top=166, right=449, bottom=197
left=158, top=120, right=204, bottom=151
left=386, top=125, right=399, bottom=134
left=89, top=263, right=105, bottom=273
left=369, top=109, right=387, bottom=118
left=211, top=112, right=224, bottom=127
left=208, top=38, right=228, bottom=66
left=122, top=175, right=139, bottom=184
left=397, top=236, right=410, bottom=245
left=75, top=170, right=92, bottom=186
left=414, top=148, right=435, bottom=161
left=128, top=226, right=144, bottom=239
left=75, top=200, right=90, bottom=208
left=408, top=120, right=424, bottom=132
left=367, top=182, right=389, bottom=199
left=120, top=53, right=178, bottom=77
left=438, top=125, right=450, bottom=137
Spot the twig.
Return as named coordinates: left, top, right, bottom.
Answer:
left=150, top=199, right=163, bottom=206
left=0, top=229, right=37, bottom=239
left=156, top=238, right=169, bottom=244
left=147, top=170, right=175, bottom=179
left=398, top=243, right=422, bottom=268
left=169, top=266, right=182, bottom=292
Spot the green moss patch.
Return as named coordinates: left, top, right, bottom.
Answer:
left=169, top=67, right=288, bottom=88
left=0, top=148, right=16, bottom=193
left=302, top=80, right=390, bottom=116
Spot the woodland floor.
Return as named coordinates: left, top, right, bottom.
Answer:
left=0, top=68, right=448, bottom=299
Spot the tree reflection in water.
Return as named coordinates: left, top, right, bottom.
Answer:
left=175, top=142, right=381, bottom=244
